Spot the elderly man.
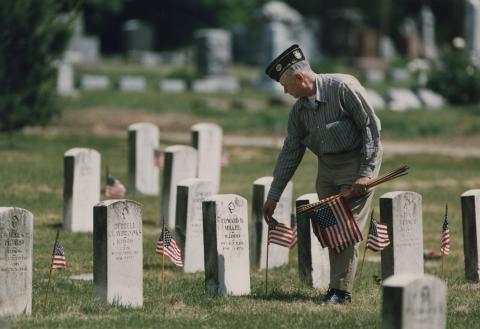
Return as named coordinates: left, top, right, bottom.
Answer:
left=262, top=44, right=383, bottom=305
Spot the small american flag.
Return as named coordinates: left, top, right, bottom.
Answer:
left=440, top=213, right=450, bottom=256
left=366, top=217, right=390, bottom=252
left=310, top=196, right=362, bottom=253
left=156, top=229, right=183, bottom=267
left=105, top=173, right=126, bottom=199
left=51, top=241, right=66, bottom=269
left=268, top=218, right=297, bottom=249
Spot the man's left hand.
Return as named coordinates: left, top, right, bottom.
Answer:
left=350, top=176, right=370, bottom=197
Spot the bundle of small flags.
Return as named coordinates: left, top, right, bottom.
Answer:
left=440, top=208, right=450, bottom=256
left=51, top=241, right=66, bottom=269
left=366, top=216, right=390, bottom=252
left=268, top=218, right=297, bottom=249
left=156, top=228, right=183, bottom=267
left=310, top=196, right=362, bottom=253
left=105, top=173, right=126, bottom=199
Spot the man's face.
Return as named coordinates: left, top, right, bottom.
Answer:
left=279, top=72, right=306, bottom=98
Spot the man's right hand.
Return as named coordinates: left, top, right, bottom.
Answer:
left=263, top=199, right=277, bottom=224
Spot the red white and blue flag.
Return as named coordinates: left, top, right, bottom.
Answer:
left=310, top=196, right=362, bottom=253
left=366, top=217, right=390, bottom=252
left=51, top=241, right=66, bottom=269
left=156, top=229, right=183, bottom=267
left=440, top=213, right=450, bottom=256
left=268, top=218, right=297, bottom=249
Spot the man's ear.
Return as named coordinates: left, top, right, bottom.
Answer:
left=293, top=72, right=304, bottom=83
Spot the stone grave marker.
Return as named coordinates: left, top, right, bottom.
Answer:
left=0, top=207, right=33, bottom=316
left=57, top=61, right=75, bottom=96
left=93, top=200, right=143, bottom=308
left=421, top=6, right=438, bottom=59
left=119, top=76, right=146, bottom=92
left=160, top=145, right=197, bottom=228
left=416, top=89, right=445, bottom=110
left=387, top=88, right=422, bottom=111
left=366, top=89, right=386, bottom=110
left=382, top=273, right=446, bottom=329
left=465, top=0, right=480, bottom=60
left=203, top=194, right=250, bottom=295
left=191, top=123, right=223, bottom=193
left=176, top=178, right=215, bottom=273
left=128, top=122, right=160, bottom=196
left=64, top=148, right=101, bottom=232
left=380, top=191, right=424, bottom=279
left=80, top=75, right=110, bottom=90
left=158, top=79, right=187, bottom=93
left=251, top=177, right=292, bottom=269
left=296, top=193, right=330, bottom=289
left=461, top=189, right=480, bottom=282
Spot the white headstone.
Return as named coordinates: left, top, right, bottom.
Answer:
left=57, top=61, right=75, bottom=96
left=63, top=148, right=101, bottom=232
left=191, top=123, right=223, bottom=193
left=128, top=123, right=160, bottom=196
left=159, top=79, right=187, bottom=93
left=80, top=75, right=110, bottom=91
left=366, top=89, right=386, bottom=110
left=421, top=6, right=438, bottom=59
left=387, top=88, right=422, bottom=111
left=251, top=177, right=292, bottom=269
left=465, top=0, right=480, bottom=60
left=296, top=193, right=330, bottom=290
left=191, top=76, right=239, bottom=93
left=176, top=178, right=215, bottom=272
left=461, top=189, right=480, bottom=282
left=119, top=76, right=146, bottom=92
left=203, top=194, right=250, bottom=296
left=160, top=145, right=198, bottom=228
left=382, top=274, right=447, bottom=329
left=416, top=89, right=445, bottom=110
left=93, top=200, right=143, bottom=308
left=0, top=208, right=33, bottom=316
left=380, top=191, right=424, bottom=279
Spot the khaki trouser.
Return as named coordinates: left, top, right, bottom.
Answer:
left=315, top=146, right=383, bottom=293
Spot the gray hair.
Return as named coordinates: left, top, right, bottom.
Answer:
left=283, top=61, right=312, bottom=77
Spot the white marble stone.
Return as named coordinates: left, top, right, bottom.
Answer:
left=80, top=75, right=110, bottom=90
left=416, top=89, right=445, bottom=110
left=366, top=89, right=386, bottom=110
left=119, top=76, right=146, bottom=92
left=63, top=148, right=101, bottom=232
left=387, top=88, right=422, bottom=111
left=176, top=178, right=215, bottom=272
left=296, top=193, right=330, bottom=290
left=203, top=194, right=250, bottom=296
left=251, top=177, right=292, bottom=269
left=382, top=274, right=446, bottom=329
left=0, top=207, right=33, bottom=316
left=191, top=123, right=223, bottom=193
left=57, top=61, right=75, bottom=96
left=127, top=123, right=160, bottom=196
left=380, top=191, right=424, bottom=279
left=159, top=79, right=187, bottom=93
left=93, top=200, right=143, bottom=308
left=160, top=145, right=198, bottom=228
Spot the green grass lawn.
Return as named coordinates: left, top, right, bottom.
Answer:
left=1, top=130, right=479, bottom=328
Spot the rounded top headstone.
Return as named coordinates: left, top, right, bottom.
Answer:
left=64, top=147, right=100, bottom=157
left=165, top=145, right=196, bottom=153
left=177, top=178, right=213, bottom=188
left=461, top=189, right=480, bottom=197
left=191, top=122, right=223, bottom=133
left=254, top=176, right=274, bottom=185
left=95, top=199, right=142, bottom=208
left=380, top=191, right=422, bottom=200
left=128, top=122, right=158, bottom=131
left=259, top=1, right=301, bottom=23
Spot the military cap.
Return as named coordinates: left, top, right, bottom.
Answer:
left=265, top=44, right=306, bottom=81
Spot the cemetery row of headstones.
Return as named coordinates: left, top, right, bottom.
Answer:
left=4, top=189, right=480, bottom=327
left=63, top=122, right=222, bottom=232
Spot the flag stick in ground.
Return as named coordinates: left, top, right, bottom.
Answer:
left=43, top=229, right=60, bottom=312
left=265, top=237, right=270, bottom=296
left=357, top=209, right=375, bottom=282
left=441, top=203, right=448, bottom=275
left=161, top=220, right=166, bottom=299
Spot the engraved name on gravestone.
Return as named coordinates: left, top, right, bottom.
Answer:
left=128, top=123, right=160, bottom=196
left=191, top=123, right=223, bottom=193
left=380, top=191, right=424, bottom=279
left=176, top=178, right=215, bottom=273
left=160, top=145, right=197, bottom=228
left=0, top=208, right=33, bottom=316
left=93, top=200, right=143, bottom=308
left=251, top=177, right=292, bottom=269
left=461, top=189, right=480, bottom=282
left=203, top=194, right=250, bottom=295
left=382, top=274, right=446, bottom=329
left=296, top=193, right=330, bottom=289
left=64, top=148, right=101, bottom=232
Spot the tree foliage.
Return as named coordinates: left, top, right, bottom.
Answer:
left=0, top=0, right=72, bottom=134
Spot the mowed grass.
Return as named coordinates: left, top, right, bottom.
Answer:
left=1, top=131, right=480, bottom=329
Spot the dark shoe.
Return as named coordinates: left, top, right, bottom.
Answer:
left=321, top=288, right=351, bottom=305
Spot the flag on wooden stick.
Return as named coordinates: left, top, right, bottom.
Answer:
left=366, top=216, right=390, bottom=252
left=156, top=228, right=183, bottom=267
left=440, top=205, right=450, bottom=256
left=51, top=241, right=66, bottom=269
left=268, top=218, right=297, bottom=249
